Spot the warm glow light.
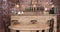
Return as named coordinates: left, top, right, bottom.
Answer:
left=45, top=8, right=48, bottom=11
left=18, top=12, right=21, bottom=14
left=33, top=5, right=36, bottom=7
left=18, top=11, right=24, bottom=14
left=15, top=4, right=19, bottom=7
left=52, top=5, right=54, bottom=7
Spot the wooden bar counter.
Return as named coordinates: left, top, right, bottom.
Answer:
left=9, top=12, right=57, bottom=32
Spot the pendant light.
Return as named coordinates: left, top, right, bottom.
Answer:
left=15, top=0, right=20, bottom=8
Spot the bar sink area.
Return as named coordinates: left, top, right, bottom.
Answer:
left=0, top=0, right=60, bottom=32
left=9, top=14, right=57, bottom=32
left=7, top=0, right=57, bottom=32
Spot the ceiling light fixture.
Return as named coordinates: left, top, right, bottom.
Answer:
left=15, top=0, right=20, bottom=7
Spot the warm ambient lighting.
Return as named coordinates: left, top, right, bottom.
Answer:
left=15, top=4, right=20, bottom=7
left=33, top=5, right=36, bottom=7
left=52, top=4, right=54, bottom=7
left=18, top=11, right=24, bottom=14
left=15, top=0, right=20, bottom=8
left=44, top=8, right=49, bottom=15
left=18, top=12, right=21, bottom=14
left=44, top=8, right=48, bottom=11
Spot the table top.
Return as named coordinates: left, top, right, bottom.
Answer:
left=9, top=24, right=49, bottom=30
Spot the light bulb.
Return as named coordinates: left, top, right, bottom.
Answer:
left=33, top=5, right=36, bottom=7
left=52, top=4, right=54, bottom=7
left=45, top=8, right=48, bottom=11
left=18, top=12, right=21, bottom=14
left=16, top=4, right=19, bottom=7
